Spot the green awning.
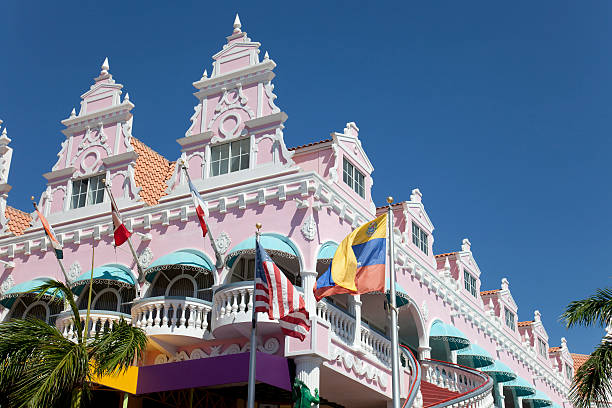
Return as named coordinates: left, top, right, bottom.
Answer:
left=71, top=264, right=136, bottom=294
left=481, top=360, right=517, bottom=383
left=523, top=390, right=552, bottom=407
left=226, top=233, right=300, bottom=268
left=385, top=276, right=411, bottom=308
left=317, top=241, right=338, bottom=261
left=456, top=344, right=495, bottom=368
left=0, top=278, right=63, bottom=308
left=502, top=376, right=536, bottom=397
left=145, top=249, right=215, bottom=283
left=429, top=320, right=471, bottom=350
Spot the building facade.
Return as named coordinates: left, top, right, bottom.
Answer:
left=0, top=16, right=576, bottom=408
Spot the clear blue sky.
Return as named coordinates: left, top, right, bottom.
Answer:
left=1, top=1, right=610, bottom=354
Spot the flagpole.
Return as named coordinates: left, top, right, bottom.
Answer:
left=387, top=196, right=401, bottom=408
left=179, top=161, right=224, bottom=268
left=84, top=242, right=95, bottom=339
left=31, top=197, right=70, bottom=283
left=101, top=179, right=145, bottom=283
left=247, top=222, right=262, bottom=408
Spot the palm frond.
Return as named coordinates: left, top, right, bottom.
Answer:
left=569, top=339, right=612, bottom=408
left=0, top=317, right=89, bottom=407
left=31, top=280, right=83, bottom=342
left=89, top=318, right=148, bottom=377
left=561, top=287, right=612, bottom=329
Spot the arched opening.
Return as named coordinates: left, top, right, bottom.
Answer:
left=229, top=253, right=301, bottom=287
left=8, top=296, right=62, bottom=325
left=166, top=275, right=197, bottom=297
left=398, top=303, right=426, bottom=358
left=78, top=283, right=135, bottom=314
left=150, top=267, right=213, bottom=301
left=92, top=289, right=120, bottom=312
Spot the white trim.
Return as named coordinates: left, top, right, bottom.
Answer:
left=165, top=274, right=198, bottom=298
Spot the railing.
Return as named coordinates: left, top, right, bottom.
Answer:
left=400, top=345, right=422, bottom=408
left=315, top=300, right=355, bottom=345
left=361, top=322, right=391, bottom=366
left=56, top=310, right=131, bottom=340
left=421, top=359, right=494, bottom=408
left=131, top=296, right=212, bottom=339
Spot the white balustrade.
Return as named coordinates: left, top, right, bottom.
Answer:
left=56, top=310, right=131, bottom=340
left=131, top=296, right=212, bottom=339
left=360, top=324, right=391, bottom=366
left=316, top=300, right=355, bottom=345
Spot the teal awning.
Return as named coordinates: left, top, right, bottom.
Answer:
left=429, top=320, right=471, bottom=350
left=502, top=376, right=536, bottom=397
left=385, top=276, right=411, bottom=308
left=456, top=344, right=495, bottom=368
left=71, top=264, right=136, bottom=294
left=0, top=278, right=63, bottom=308
left=481, top=360, right=517, bottom=383
left=317, top=241, right=338, bottom=261
left=226, top=233, right=300, bottom=268
left=523, top=390, right=553, bottom=407
left=146, top=249, right=215, bottom=283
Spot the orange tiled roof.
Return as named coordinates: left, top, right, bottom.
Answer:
left=549, top=346, right=561, bottom=353
left=375, top=202, right=404, bottom=211
left=130, top=137, right=174, bottom=206
left=480, top=289, right=500, bottom=296
left=288, top=139, right=332, bottom=151
left=435, top=252, right=457, bottom=258
left=5, top=206, right=32, bottom=236
left=518, top=321, right=534, bottom=327
left=571, top=353, right=590, bottom=373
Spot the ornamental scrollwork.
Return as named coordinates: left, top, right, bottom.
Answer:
left=139, top=248, right=154, bottom=268
left=214, top=232, right=231, bottom=255
left=0, top=276, right=14, bottom=295
left=301, top=215, right=317, bottom=241
left=68, top=262, right=81, bottom=282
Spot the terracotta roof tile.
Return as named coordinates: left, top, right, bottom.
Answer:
left=435, top=252, right=457, bottom=258
left=518, top=321, right=534, bottom=327
left=130, top=138, right=174, bottom=206
left=375, top=202, right=404, bottom=211
left=5, top=206, right=32, bottom=236
left=288, top=139, right=332, bottom=151
left=571, top=353, right=590, bottom=373
left=480, top=289, right=500, bottom=296
left=549, top=347, right=561, bottom=353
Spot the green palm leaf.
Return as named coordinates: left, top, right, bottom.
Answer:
left=569, top=339, right=612, bottom=408
left=90, top=318, right=148, bottom=377
left=562, top=288, right=612, bottom=329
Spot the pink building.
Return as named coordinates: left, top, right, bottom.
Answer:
left=0, top=16, right=576, bottom=408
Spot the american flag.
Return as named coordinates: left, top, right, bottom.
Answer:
left=254, top=240, right=310, bottom=341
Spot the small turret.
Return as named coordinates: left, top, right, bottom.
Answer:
left=0, top=120, right=14, bottom=232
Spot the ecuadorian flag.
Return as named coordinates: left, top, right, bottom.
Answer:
left=314, top=214, right=387, bottom=301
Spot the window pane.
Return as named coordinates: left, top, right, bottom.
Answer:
left=211, top=144, right=230, bottom=176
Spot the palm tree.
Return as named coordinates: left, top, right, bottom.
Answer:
left=0, top=279, right=147, bottom=408
left=562, top=288, right=612, bottom=408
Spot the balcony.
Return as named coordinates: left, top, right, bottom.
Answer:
left=211, top=281, right=279, bottom=339
left=131, top=296, right=213, bottom=342
left=56, top=310, right=131, bottom=340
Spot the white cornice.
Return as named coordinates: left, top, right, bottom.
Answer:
left=244, top=112, right=288, bottom=129
left=102, top=151, right=138, bottom=167
left=43, top=167, right=76, bottom=182
left=60, top=104, right=133, bottom=136
left=193, top=64, right=276, bottom=96
left=176, top=131, right=213, bottom=148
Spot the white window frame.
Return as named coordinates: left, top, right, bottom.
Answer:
left=70, top=173, right=106, bottom=209
left=92, top=288, right=122, bottom=312
left=342, top=158, right=365, bottom=198
left=504, top=307, right=515, bottom=331
left=538, top=338, right=547, bottom=357
left=463, top=270, right=477, bottom=297
left=23, top=300, right=51, bottom=323
left=165, top=274, right=198, bottom=298
left=565, top=363, right=572, bottom=380
left=210, top=138, right=250, bottom=177
left=411, top=222, right=429, bottom=255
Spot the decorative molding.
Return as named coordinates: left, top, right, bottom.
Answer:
left=0, top=275, right=14, bottom=295
left=185, top=103, right=202, bottom=137
left=264, top=81, right=280, bottom=114
left=330, top=345, right=387, bottom=390
left=52, top=140, right=68, bottom=171
left=421, top=300, right=429, bottom=323
left=68, top=262, right=81, bottom=282
left=138, top=248, right=154, bottom=268
left=208, top=85, right=255, bottom=142
left=300, top=214, right=317, bottom=241
left=214, top=232, right=231, bottom=254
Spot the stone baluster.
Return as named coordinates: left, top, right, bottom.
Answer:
left=179, top=305, right=186, bottom=327
left=201, top=307, right=209, bottom=332
left=187, top=305, right=195, bottom=328
left=146, top=305, right=154, bottom=327
left=170, top=303, right=178, bottom=328
left=238, top=289, right=246, bottom=312
left=350, top=294, right=361, bottom=349
left=219, top=293, right=226, bottom=317
left=154, top=304, right=161, bottom=326
left=247, top=288, right=253, bottom=312
left=162, top=304, right=169, bottom=327
left=195, top=305, right=202, bottom=329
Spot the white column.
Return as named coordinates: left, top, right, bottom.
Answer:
left=295, top=356, right=322, bottom=408
left=418, top=346, right=431, bottom=360
left=300, top=271, right=318, bottom=317
left=350, top=294, right=362, bottom=349
left=498, top=382, right=506, bottom=408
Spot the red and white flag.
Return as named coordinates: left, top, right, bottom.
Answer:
left=188, top=179, right=208, bottom=237
left=111, top=200, right=131, bottom=246
left=254, top=240, right=310, bottom=341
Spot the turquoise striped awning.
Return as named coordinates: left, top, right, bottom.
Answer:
left=0, top=278, right=63, bottom=308
left=456, top=344, right=495, bottom=368
left=502, top=376, right=536, bottom=397
left=145, top=249, right=215, bottom=283
left=226, top=234, right=300, bottom=268
left=385, top=276, right=411, bottom=308
left=317, top=241, right=338, bottom=261
left=523, top=390, right=553, bottom=407
left=71, top=264, right=136, bottom=294
left=481, top=360, right=517, bottom=382
left=429, top=320, right=471, bottom=350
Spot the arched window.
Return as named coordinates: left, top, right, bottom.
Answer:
left=150, top=267, right=213, bottom=301
left=165, top=275, right=197, bottom=297
left=230, top=254, right=301, bottom=287
left=78, top=284, right=135, bottom=314
left=23, top=301, right=50, bottom=322
left=8, top=296, right=62, bottom=325
left=92, top=289, right=121, bottom=312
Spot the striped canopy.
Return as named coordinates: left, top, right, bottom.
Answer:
left=71, top=264, right=136, bottom=294
left=429, top=320, right=471, bottom=350
left=226, top=234, right=300, bottom=268
left=523, top=390, right=553, bottom=407
left=456, top=343, right=495, bottom=368
left=480, top=360, right=517, bottom=382
left=145, top=249, right=215, bottom=283
left=502, top=376, right=536, bottom=397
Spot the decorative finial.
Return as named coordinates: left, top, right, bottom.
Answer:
left=461, top=238, right=472, bottom=252
left=255, top=222, right=262, bottom=230
left=410, top=188, right=423, bottom=203
left=501, top=278, right=509, bottom=291
left=70, top=108, right=76, bottom=118
left=101, top=57, right=109, bottom=74
left=30, top=196, right=35, bottom=201
left=0, top=119, right=3, bottom=126
left=386, top=196, right=393, bottom=204
left=124, top=93, right=130, bottom=103
left=233, top=13, right=242, bottom=33
left=1, top=128, right=6, bottom=137
left=264, top=51, right=269, bottom=60
left=202, top=69, right=208, bottom=79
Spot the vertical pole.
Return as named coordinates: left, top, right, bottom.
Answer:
left=387, top=197, right=401, bottom=408
left=84, top=243, right=95, bottom=339
left=247, top=223, right=262, bottom=408
left=31, top=198, right=70, bottom=283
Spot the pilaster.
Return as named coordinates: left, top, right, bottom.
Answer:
left=300, top=270, right=317, bottom=317
left=294, top=356, right=322, bottom=408
left=418, top=346, right=431, bottom=360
